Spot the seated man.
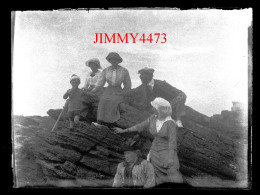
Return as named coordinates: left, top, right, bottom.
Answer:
left=121, top=67, right=187, bottom=128
left=112, top=144, right=155, bottom=188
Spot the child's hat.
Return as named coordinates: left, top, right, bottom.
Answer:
left=70, top=74, right=81, bottom=83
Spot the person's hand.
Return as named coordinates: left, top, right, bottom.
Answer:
left=174, top=93, right=186, bottom=103
left=113, top=127, right=127, bottom=134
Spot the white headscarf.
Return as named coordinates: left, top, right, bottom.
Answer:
left=151, top=98, right=172, bottom=116
left=151, top=98, right=175, bottom=132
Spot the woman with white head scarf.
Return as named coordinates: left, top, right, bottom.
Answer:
left=114, top=97, right=183, bottom=186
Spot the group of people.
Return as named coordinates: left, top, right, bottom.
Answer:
left=63, top=52, right=187, bottom=188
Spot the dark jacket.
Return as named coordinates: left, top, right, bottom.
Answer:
left=122, top=79, right=185, bottom=111
left=148, top=79, right=183, bottom=102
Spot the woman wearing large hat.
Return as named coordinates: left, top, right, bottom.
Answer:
left=91, top=52, right=131, bottom=127
left=83, top=58, right=102, bottom=91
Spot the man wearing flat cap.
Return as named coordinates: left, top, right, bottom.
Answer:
left=112, top=143, right=155, bottom=188
left=123, top=67, right=187, bottom=127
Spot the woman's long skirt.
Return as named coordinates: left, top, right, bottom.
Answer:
left=97, top=86, right=124, bottom=123
left=149, top=150, right=183, bottom=185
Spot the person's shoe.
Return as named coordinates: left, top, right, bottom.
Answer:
left=176, top=120, right=184, bottom=128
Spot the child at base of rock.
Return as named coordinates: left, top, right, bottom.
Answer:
left=63, top=74, right=85, bottom=131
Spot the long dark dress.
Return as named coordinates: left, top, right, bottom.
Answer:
left=128, top=115, right=183, bottom=185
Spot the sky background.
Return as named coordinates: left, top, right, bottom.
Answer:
left=12, top=9, right=252, bottom=117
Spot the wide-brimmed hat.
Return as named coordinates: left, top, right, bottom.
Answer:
left=85, top=58, right=102, bottom=69
left=70, top=74, right=81, bottom=83
left=123, top=139, right=140, bottom=151
left=138, top=67, right=155, bottom=75
left=106, top=52, right=123, bottom=64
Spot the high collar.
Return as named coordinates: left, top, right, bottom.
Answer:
left=90, top=70, right=100, bottom=77
left=110, top=64, right=120, bottom=70
left=153, top=115, right=173, bottom=122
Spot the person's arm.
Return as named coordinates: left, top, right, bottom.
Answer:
left=143, top=161, right=156, bottom=188
left=159, top=80, right=186, bottom=100
left=167, top=121, right=177, bottom=167
left=120, top=85, right=141, bottom=97
left=112, top=163, right=124, bottom=188
left=126, top=117, right=150, bottom=133
left=170, top=91, right=187, bottom=105
left=115, top=117, right=151, bottom=134
left=91, top=69, right=106, bottom=93
left=63, top=89, right=71, bottom=99
left=114, top=117, right=150, bottom=134
left=122, top=69, right=131, bottom=91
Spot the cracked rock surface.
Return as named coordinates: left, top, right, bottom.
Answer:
left=13, top=89, right=248, bottom=188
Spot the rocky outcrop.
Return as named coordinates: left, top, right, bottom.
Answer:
left=13, top=88, right=248, bottom=188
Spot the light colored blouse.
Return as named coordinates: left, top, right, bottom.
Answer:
left=155, top=115, right=174, bottom=132
left=83, top=70, right=102, bottom=89
left=95, top=65, right=131, bottom=89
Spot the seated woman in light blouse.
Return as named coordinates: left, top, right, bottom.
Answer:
left=91, top=52, right=131, bottom=128
left=83, top=58, right=102, bottom=91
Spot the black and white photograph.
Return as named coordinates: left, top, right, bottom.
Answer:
left=11, top=9, right=252, bottom=189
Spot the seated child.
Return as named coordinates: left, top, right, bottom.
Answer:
left=63, top=74, right=85, bottom=131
